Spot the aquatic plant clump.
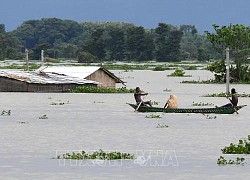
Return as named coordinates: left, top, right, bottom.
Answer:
left=1, top=110, right=11, bottom=116
left=153, top=66, right=170, bottom=71
left=167, top=69, right=191, bottom=77
left=192, top=101, right=214, bottom=106
left=203, top=92, right=250, bottom=97
left=39, top=115, right=48, bottom=119
left=217, top=156, right=245, bottom=165
left=145, top=114, right=162, bottom=119
left=204, top=114, right=217, bottom=119
left=56, top=149, right=134, bottom=160
left=181, top=79, right=218, bottom=84
left=156, top=123, right=169, bottom=128
left=221, top=135, right=250, bottom=154
left=72, top=86, right=134, bottom=93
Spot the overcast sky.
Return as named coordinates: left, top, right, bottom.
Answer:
left=1, top=0, right=250, bottom=33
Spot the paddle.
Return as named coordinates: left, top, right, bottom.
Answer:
left=135, top=95, right=147, bottom=112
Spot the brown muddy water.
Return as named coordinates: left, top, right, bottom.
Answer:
left=0, top=70, right=250, bottom=180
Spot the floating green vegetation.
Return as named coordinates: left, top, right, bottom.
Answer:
left=39, top=114, right=48, bottom=119
left=55, top=149, right=134, bottom=160
left=145, top=114, right=161, bottom=119
left=203, top=92, right=250, bottom=97
left=72, top=86, right=134, bottom=93
left=221, top=135, right=250, bottom=154
left=163, top=88, right=171, bottom=92
left=103, top=63, right=200, bottom=71
left=153, top=66, right=170, bottom=71
left=184, top=66, right=197, bottom=70
left=216, top=135, right=250, bottom=166
left=181, top=79, right=218, bottom=84
left=44, top=57, right=61, bottom=63
left=18, top=121, right=28, bottom=124
left=156, top=123, right=169, bottom=128
left=93, top=101, right=104, bottom=103
left=50, top=100, right=69, bottom=105
left=192, top=101, right=214, bottom=106
left=1, top=110, right=11, bottom=116
left=167, top=69, right=191, bottom=77
left=203, top=114, right=217, bottom=119
left=103, top=64, right=152, bottom=70
left=217, top=156, right=245, bottom=165
left=0, top=63, right=41, bottom=70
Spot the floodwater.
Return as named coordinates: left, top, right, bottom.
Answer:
left=0, top=70, right=250, bottom=180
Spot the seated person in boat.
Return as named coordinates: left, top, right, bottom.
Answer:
left=134, top=87, right=152, bottom=107
left=221, top=88, right=238, bottom=107
left=164, top=95, right=178, bottom=109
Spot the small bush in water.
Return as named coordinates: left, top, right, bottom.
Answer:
left=56, top=149, right=134, bottom=160
left=168, top=69, right=191, bottom=77
left=72, top=86, right=134, bottom=93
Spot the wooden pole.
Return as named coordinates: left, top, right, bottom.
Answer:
left=226, top=47, right=230, bottom=94
left=25, top=48, right=29, bottom=71
left=41, top=50, right=44, bottom=63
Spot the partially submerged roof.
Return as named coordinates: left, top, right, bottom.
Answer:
left=0, top=70, right=99, bottom=85
left=42, top=66, right=125, bottom=84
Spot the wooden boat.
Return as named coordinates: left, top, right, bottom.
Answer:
left=127, top=103, right=247, bottom=114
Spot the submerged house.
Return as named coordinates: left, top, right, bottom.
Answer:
left=0, top=66, right=124, bottom=92
left=42, top=66, right=125, bottom=88
left=0, top=70, right=98, bottom=92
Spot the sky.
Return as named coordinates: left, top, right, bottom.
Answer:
left=1, top=0, right=250, bottom=33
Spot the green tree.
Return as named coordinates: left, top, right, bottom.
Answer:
left=0, top=24, right=20, bottom=60
left=205, top=24, right=250, bottom=81
left=125, top=26, right=153, bottom=61
left=84, top=28, right=105, bottom=60
left=105, top=27, right=125, bottom=61
left=155, top=23, right=172, bottom=61
left=197, top=48, right=210, bottom=61
left=31, top=43, right=51, bottom=60
left=166, top=29, right=183, bottom=61
left=155, top=23, right=183, bottom=61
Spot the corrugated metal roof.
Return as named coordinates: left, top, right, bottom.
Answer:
left=42, top=66, right=125, bottom=84
left=0, top=70, right=99, bottom=85
left=42, top=66, right=100, bottom=78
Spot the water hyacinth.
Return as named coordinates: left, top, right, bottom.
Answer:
left=217, top=156, right=245, bottom=165
left=145, top=114, right=161, bottom=119
left=71, top=86, right=134, bottom=93
left=221, top=135, right=250, bottom=154
left=156, top=123, right=169, bottom=128
left=57, top=149, right=134, bottom=160
left=1, top=110, right=11, bottom=116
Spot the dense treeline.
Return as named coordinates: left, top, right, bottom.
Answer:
left=0, top=18, right=217, bottom=62
left=0, top=24, right=22, bottom=60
